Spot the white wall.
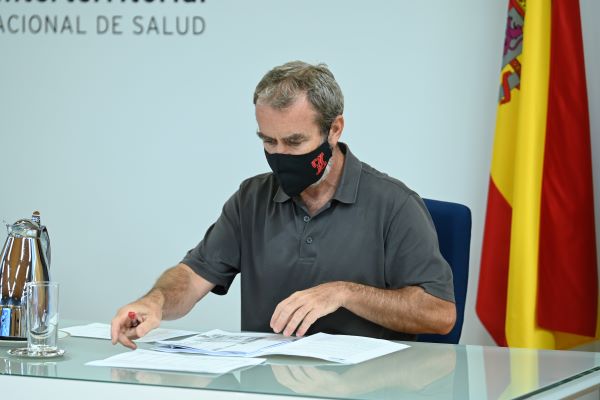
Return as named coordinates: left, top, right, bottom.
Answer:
left=0, top=0, right=598, bottom=346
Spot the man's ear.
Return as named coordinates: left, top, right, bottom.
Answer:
left=328, top=115, right=344, bottom=146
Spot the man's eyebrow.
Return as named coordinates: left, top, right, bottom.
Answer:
left=256, top=132, right=308, bottom=142
left=283, top=133, right=308, bottom=142
left=256, top=131, right=271, bottom=140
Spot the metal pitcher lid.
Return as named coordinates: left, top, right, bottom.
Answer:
left=7, top=211, right=44, bottom=238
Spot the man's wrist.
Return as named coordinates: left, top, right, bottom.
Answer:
left=338, top=281, right=360, bottom=309
left=142, top=288, right=166, bottom=312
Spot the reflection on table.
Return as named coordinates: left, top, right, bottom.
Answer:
left=110, top=367, right=239, bottom=389
left=1, top=357, right=59, bottom=377
left=267, top=345, right=456, bottom=398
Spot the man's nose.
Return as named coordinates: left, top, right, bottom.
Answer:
left=272, top=143, right=292, bottom=154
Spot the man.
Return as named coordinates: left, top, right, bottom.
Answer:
left=111, top=61, right=456, bottom=350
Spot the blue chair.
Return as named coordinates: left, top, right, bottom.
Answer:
left=418, top=198, right=472, bottom=344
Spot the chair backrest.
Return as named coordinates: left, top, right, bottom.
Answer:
left=418, top=198, right=472, bottom=344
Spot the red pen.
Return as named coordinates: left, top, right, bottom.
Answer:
left=128, top=311, right=139, bottom=328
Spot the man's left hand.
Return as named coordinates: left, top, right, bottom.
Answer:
left=270, top=282, right=346, bottom=337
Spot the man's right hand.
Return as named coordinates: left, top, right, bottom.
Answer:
left=111, top=294, right=163, bottom=350
left=110, top=264, right=215, bottom=349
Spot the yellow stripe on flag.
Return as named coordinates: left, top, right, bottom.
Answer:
left=505, top=0, right=554, bottom=349
left=490, top=90, right=519, bottom=204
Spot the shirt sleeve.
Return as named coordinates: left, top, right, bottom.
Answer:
left=384, top=193, right=455, bottom=303
left=181, top=190, right=242, bottom=295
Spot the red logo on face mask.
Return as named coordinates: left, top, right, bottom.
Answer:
left=311, top=152, right=327, bottom=175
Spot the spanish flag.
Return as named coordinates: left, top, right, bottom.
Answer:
left=476, top=0, right=598, bottom=349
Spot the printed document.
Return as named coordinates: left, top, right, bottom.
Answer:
left=62, top=322, right=197, bottom=343
left=155, top=329, right=409, bottom=364
left=87, top=349, right=265, bottom=374
left=156, top=329, right=298, bottom=356
left=262, top=332, right=409, bottom=364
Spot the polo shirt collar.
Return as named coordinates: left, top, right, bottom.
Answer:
left=333, top=143, right=361, bottom=204
left=272, top=142, right=362, bottom=204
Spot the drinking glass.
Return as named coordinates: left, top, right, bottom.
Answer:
left=26, top=281, right=59, bottom=355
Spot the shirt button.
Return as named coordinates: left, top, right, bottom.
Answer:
left=305, top=236, right=313, bottom=244
left=303, top=215, right=311, bottom=223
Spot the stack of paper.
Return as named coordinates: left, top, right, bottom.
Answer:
left=85, top=328, right=410, bottom=375
left=156, top=329, right=298, bottom=356
left=155, top=329, right=409, bottom=364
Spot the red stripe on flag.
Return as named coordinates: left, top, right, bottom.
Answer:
left=477, top=179, right=512, bottom=346
left=537, top=1, right=598, bottom=337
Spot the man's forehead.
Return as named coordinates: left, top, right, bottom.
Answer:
left=255, top=94, right=316, bottom=116
left=255, top=91, right=309, bottom=108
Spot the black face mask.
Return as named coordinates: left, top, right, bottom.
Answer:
left=265, top=140, right=333, bottom=197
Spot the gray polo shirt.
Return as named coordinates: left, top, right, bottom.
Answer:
left=182, top=143, right=454, bottom=341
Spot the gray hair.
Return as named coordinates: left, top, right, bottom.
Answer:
left=253, top=61, right=344, bottom=136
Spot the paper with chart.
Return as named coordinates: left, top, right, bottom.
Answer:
left=62, top=322, right=197, bottom=342
left=155, top=329, right=409, bottom=364
left=86, top=349, right=265, bottom=374
left=155, top=329, right=299, bottom=356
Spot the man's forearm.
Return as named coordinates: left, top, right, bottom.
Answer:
left=145, top=263, right=214, bottom=320
left=271, top=281, right=456, bottom=337
left=341, top=283, right=456, bottom=335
